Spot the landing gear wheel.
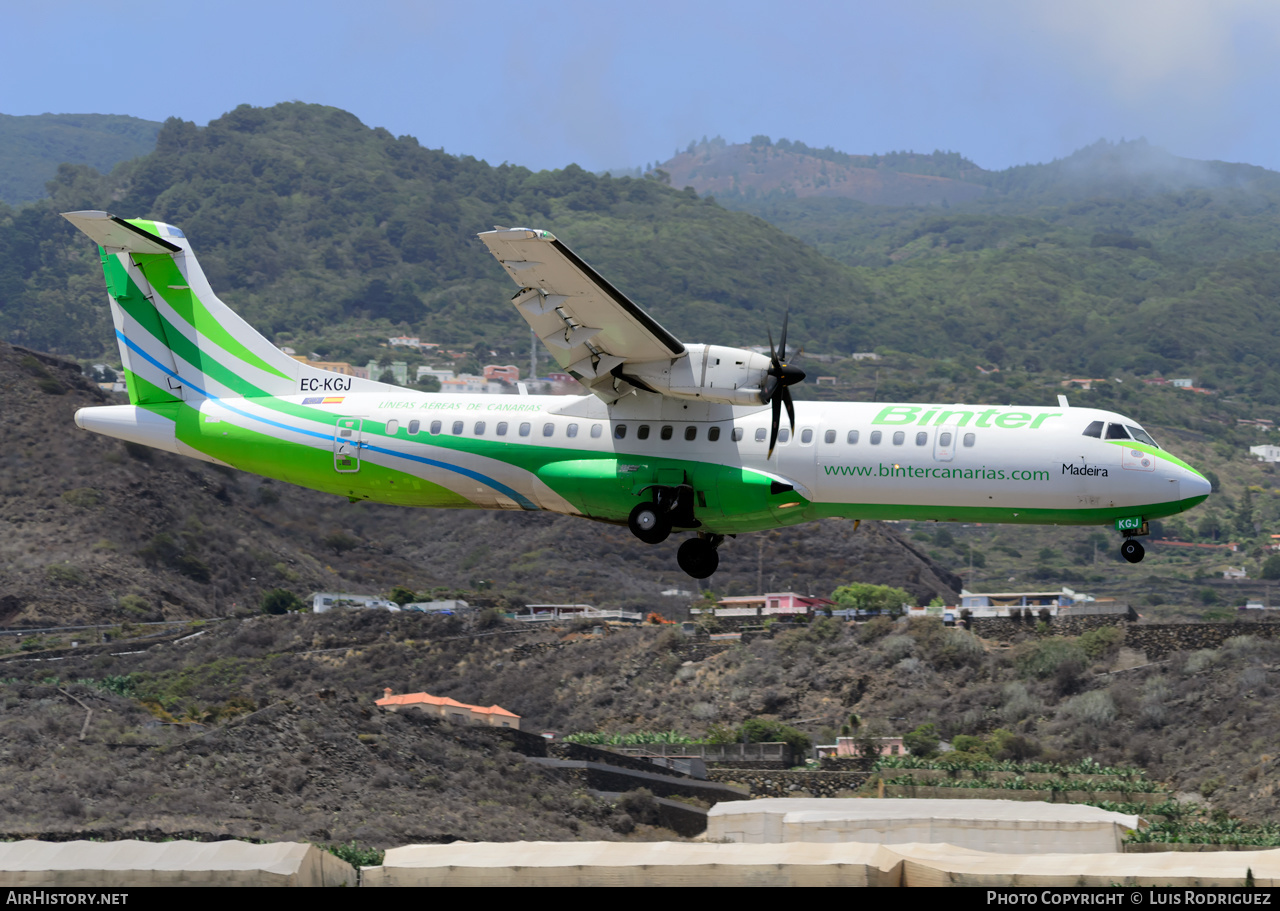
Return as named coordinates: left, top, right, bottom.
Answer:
left=1121, top=539, right=1145, bottom=564
left=677, top=538, right=720, bottom=579
left=628, top=502, right=671, bottom=545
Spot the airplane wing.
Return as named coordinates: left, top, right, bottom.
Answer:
left=478, top=228, right=685, bottom=401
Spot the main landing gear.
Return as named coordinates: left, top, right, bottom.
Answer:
left=628, top=502, right=671, bottom=544
left=678, top=534, right=724, bottom=580
left=627, top=487, right=723, bottom=578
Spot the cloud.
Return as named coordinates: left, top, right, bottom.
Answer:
left=1008, top=0, right=1280, bottom=103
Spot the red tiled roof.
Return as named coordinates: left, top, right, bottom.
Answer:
left=376, top=691, right=519, bottom=718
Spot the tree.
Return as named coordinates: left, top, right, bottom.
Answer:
left=832, top=582, right=914, bottom=616
left=1262, top=555, right=1280, bottom=580
left=1236, top=488, right=1255, bottom=537
left=903, top=722, right=940, bottom=758
left=388, top=586, right=417, bottom=606
left=261, top=588, right=303, bottom=615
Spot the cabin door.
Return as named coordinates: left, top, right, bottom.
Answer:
left=334, top=418, right=363, bottom=473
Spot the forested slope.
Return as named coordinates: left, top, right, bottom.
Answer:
left=0, top=113, right=161, bottom=206
left=5, top=105, right=1280, bottom=404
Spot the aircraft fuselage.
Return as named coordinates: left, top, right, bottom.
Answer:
left=76, top=390, right=1210, bottom=537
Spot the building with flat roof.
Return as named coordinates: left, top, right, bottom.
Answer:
left=706, top=592, right=835, bottom=617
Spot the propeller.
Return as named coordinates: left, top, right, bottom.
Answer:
left=760, top=312, right=806, bottom=458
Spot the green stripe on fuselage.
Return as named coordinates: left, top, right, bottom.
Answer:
left=1107, top=439, right=1205, bottom=477
left=168, top=405, right=473, bottom=508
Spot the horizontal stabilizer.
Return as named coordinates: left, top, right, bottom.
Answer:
left=62, top=210, right=180, bottom=254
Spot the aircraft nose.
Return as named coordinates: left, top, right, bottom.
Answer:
left=1184, top=469, right=1212, bottom=501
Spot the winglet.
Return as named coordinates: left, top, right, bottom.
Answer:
left=62, top=210, right=180, bottom=254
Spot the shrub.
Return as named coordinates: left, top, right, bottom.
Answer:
left=326, top=841, right=384, bottom=867
left=1017, top=637, right=1087, bottom=681
left=1080, top=625, right=1123, bottom=660
left=1059, top=690, right=1117, bottom=728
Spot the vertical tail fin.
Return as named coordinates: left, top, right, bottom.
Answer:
left=63, top=211, right=307, bottom=404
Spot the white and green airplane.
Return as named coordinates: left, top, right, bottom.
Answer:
left=63, top=211, right=1210, bottom=579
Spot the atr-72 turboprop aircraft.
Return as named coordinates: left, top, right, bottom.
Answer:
left=63, top=211, right=1210, bottom=578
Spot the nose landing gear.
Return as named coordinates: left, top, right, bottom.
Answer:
left=1118, top=519, right=1149, bottom=564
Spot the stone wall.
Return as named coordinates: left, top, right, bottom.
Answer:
left=705, top=769, right=869, bottom=798
left=968, top=609, right=1135, bottom=640
left=1125, top=622, right=1280, bottom=659
left=967, top=616, right=1280, bottom=660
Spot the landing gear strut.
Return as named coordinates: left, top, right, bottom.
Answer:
left=678, top=534, right=724, bottom=579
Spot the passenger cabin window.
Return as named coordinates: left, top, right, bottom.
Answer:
left=755, top=428, right=767, bottom=442
left=637, top=424, right=651, bottom=440
left=939, top=432, right=952, bottom=447
left=661, top=425, right=673, bottom=441
left=824, top=429, right=836, bottom=444
left=778, top=428, right=790, bottom=443
left=473, top=421, right=485, bottom=435
left=1105, top=423, right=1131, bottom=440
left=684, top=426, right=697, bottom=441
left=496, top=422, right=508, bottom=436
left=801, top=429, right=813, bottom=443
left=590, top=424, right=603, bottom=438
left=567, top=423, right=579, bottom=438
left=451, top=421, right=463, bottom=435
left=386, top=420, right=399, bottom=435
left=915, top=431, right=928, bottom=446
left=892, top=431, right=905, bottom=445
left=848, top=430, right=859, bottom=444
left=543, top=423, right=554, bottom=437
left=1082, top=421, right=1104, bottom=438
left=870, top=431, right=882, bottom=445
left=708, top=427, right=721, bottom=442
left=615, top=424, right=627, bottom=439
left=408, top=420, right=420, bottom=435
left=732, top=428, right=743, bottom=442
left=519, top=422, right=531, bottom=437
left=963, top=433, right=975, bottom=447
left=430, top=420, right=442, bottom=434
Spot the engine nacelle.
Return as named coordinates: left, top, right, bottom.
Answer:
left=620, top=344, right=772, bottom=406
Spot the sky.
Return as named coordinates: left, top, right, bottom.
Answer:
left=5, top=0, right=1280, bottom=173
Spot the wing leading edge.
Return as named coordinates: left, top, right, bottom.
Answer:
left=478, top=228, right=685, bottom=401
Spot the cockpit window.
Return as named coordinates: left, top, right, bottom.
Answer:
left=1126, top=425, right=1160, bottom=448
left=1105, top=423, right=1131, bottom=440
left=1082, top=421, right=1103, bottom=439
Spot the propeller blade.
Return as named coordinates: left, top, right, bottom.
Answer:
left=778, top=311, right=790, bottom=363
left=783, top=386, right=795, bottom=433
left=767, top=394, right=782, bottom=458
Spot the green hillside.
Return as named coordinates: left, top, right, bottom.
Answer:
left=0, top=113, right=161, bottom=206
left=3, top=104, right=1280, bottom=418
